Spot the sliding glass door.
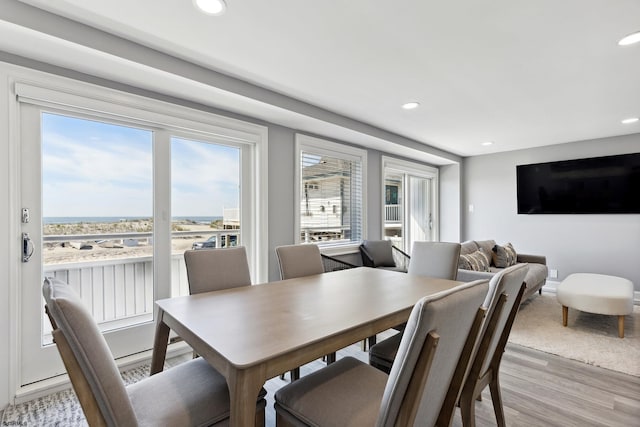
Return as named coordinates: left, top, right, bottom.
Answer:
left=20, top=109, right=157, bottom=384
left=382, top=157, right=438, bottom=254
left=15, top=79, right=265, bottom=388
left=170, top=137, right=242, bottom=297
left=408, top=175, right=432, bottom=245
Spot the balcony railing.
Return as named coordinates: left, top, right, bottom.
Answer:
left=44, top=256, right=157, bottom=333
left=42, top=230, right=240, bottom=338
left=385, top=204, right=401, bottom=223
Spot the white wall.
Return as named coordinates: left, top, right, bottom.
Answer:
left=463, top=133, right=640, bottom=290
left=440, top=163, right=461, bottom=243
left=266, top=125, right=295, bottom=281
left=366, top=150, right=383, bottom=240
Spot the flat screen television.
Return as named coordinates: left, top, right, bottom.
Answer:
left=516, top=153, right=640, bottom=214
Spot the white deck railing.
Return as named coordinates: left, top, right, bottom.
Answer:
left=42, top=229, right=240, bottom=335
left=385, top=204, right=401, bottom=223
left=44, top=255, right=190, bottom=334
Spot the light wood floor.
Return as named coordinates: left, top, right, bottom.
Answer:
left=264, top=339, right=640, bottom=427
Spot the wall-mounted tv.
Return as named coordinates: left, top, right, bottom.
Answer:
left=516, top=153, right=640, bottom=214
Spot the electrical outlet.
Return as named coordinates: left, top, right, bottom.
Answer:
left=549, top=269, right=558, bottom=279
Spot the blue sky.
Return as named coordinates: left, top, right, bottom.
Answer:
left=42, top=113, right=239, bottom=218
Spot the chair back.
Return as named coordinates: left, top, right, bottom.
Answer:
left=275, top=244, right=324, bottom=279
left=476, top=263, right=528, bottom=376
left=43, top=277, right=138, bottom=426
left=184, top=246, right=251, bottom=294
left=407, top=241, right=461, bottom=280
left=360, top=240, right=396, bottom=268
left=376, top=279, right=489, bottom=427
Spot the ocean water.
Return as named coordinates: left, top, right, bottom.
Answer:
left=43, top=216, right=221, bottom=224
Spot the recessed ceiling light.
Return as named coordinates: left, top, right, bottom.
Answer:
left=194, top=0, right=227, bottom=15
left=621, top=117, right=639, bottom=124
left=618, top=31, right=640, bottom=46
left=401, top=102, right=420, bottom=110
left=481, top=141, right=494, bottom=146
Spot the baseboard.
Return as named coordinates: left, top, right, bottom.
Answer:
left=11, top=341, right=192, bottom=406
left=541, top=280, right=640, bottom=305
left=542, top=280, right=561, bottom=293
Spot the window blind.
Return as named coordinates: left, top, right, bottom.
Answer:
left=300, top=150, right=363, bottom=244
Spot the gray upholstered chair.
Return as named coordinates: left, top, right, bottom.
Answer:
left=274, top=279, right=489, bottom=427
left=407, top=241, right=462, bottom=279
left=458, top=263, right=528, bottom=427
left=358, top=239, right=413, bottom=349
left=369, top=241, right=462, bottom=372
left=42, top=277, right=266, bottom=427
left=275, top=244, right=324, bottom=280
left=183, top=247, right=253, bottom=358
left=275, top=244, right=335, bottom=381
left=359, top=239, right=410, bottom=272
left=184, top=246, right=252, bottom=295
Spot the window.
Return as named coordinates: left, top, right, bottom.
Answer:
left=295, top=135, right=366, bottom=246
left=170, top=136, right=242, bottom=297
left=382, top=156, right=439, bottom=253
left=13, top=77, right=267, bottom=386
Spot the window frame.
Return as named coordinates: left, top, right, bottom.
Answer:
left=294, top=134, right=367, bottom=251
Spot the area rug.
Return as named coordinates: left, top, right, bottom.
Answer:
left=0, top=364, right=151, bottom=426
left=509, top=292, right=640, bottom=376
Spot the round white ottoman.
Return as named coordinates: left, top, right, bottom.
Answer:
left=557, top=273, right=634, bottom=338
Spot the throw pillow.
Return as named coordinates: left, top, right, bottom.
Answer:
left=458, top=249, right=491, bottom=272
left=492, top=243, right=517, bottom=268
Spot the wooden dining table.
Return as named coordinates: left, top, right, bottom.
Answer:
left=150, top=266, right=463, bottom=427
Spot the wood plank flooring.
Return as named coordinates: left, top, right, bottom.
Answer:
left=3, top=335, right=637, bottom=426
left=264, top=339, right=640, bottom=427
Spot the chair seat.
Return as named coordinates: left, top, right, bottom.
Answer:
left=128, top=358, right=266, bottom=427
left=369, top=332, right=402, bottom=374
left=275, top=357, right=387, bottom=426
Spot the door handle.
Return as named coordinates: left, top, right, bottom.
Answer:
left=22, top=232, right=34, bottom=263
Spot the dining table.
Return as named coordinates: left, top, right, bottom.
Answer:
left=150, top=266, right=463, bottom=427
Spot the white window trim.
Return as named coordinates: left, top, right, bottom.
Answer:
left=381, top=156, right=439, bottom=243
left=295, top=134, right=367, bottom=249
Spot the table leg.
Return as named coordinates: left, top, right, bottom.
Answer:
left=562, top=305, right=568, bottom=327
left=150, top=309, right=170, bottom=375
left=227, top=367, right=264, bottom=427
left=618, top=315, right=625, bottom=338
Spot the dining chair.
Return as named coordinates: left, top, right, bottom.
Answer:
left=183, top=247, right=253, bottom=358
left=359, top=239, right=411, bottom=272
left=184, top=246, right=252, bottom=294
left=275, top=243, right=336, bottom=381
left=407, top=241, right=462, bottom=279
left=42, top=277, right=266, bottom=427
left=358, top=239, right=413, bottom=350
left=276, top=243, right=325, bottom=280
left=369, top=241, right=462, bottom=372
left=274, top=279, right=490, bottom=427
left=458, top=263, right=528, bottom=427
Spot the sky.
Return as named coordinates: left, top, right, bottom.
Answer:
left=42, top=112, right=240, bottom=218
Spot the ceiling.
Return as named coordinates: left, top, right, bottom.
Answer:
left=3, top=0, right=640, bottom=159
